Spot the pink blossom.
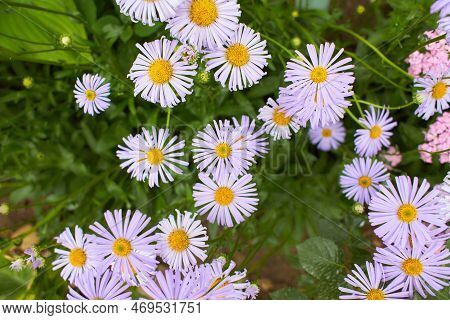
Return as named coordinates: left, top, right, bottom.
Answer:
left=419, top=112, right=450, bottom=164
left=381, top=146, right=403, bottom=168
left=406, top=30, right=450, bottom=78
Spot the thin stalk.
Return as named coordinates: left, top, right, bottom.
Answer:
left=350, top=99, right=416, bottom=110
left=404, top=34, right=446, bottom=59
left=329, top=25, right=413, bottom=80
left=345, top=108, right=367, bottom=129
left=352, top=94, right=364, bottom=117
left=261, top=33, right=295, bottom=58
left=166, top=108, right=171, bottom=128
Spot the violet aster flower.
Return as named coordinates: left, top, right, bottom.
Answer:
left=115, top=0, right=182, bottom=26
left=52, top=226, right=98, bottom=284
left=374, top=243, right=450, bottom=298
left=308, top=120, right=346, bottom=151
left=128, top=38, right=197, bottom=108
left=340, top=157, right=389, bottom=204
left=257, top=97, right=302, bottom=140
left=368, top=176, right=445, bottom=247
left=339, top=262, right=409, bottom=300
left=354, top=106, right=397, bottom=157
left=24, top=247, right=44, bottom=269
left=67, top=269, right=131, bottom=300
left=431, top=0, right=450, bottom=17
left=192, top=120, right=255, bottom=178
left=280, top=42, right=355, bottom=128
left=414, top=68, right=450, bottom=120
left=232, top=115, right=269, bottom=158
left=193, top=172, right=259, bottom=227
left=156, top=210, right=208, bottom=270
left=166, top=0, right=241, bottom=51
left=438, top=16, right=450, bottom=42
left=73, top=74, right=110, bottom=116
left=204, top=23, right=271, bottom=91
left=89, top=209, right=159, bottom=285
left=117, top=127, right=188, bottom=188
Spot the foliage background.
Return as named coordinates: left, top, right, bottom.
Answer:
left=0, top=0, right=448, bottom=299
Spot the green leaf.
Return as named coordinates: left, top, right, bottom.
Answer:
left=296, top=237, right=344, bottom=280
left=0, top=0, right=92, bottom=65
left=270, top=288, right=306, bottom=300
left=0, top=268, right=33, bottom=299
left=74, top=0, right=97, bottom=25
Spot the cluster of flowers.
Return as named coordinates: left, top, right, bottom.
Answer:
left=419, top=111, right=450, bottom=164
left=10, top=247, right=46, bottom=271
left=406, top=29, right=450, bottom=78
left=50, top=209, right=258, bottom=300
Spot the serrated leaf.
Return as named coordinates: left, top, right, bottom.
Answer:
left=297, top=237, right=344, bottom=280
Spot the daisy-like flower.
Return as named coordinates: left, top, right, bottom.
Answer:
left=117, top=127, right=188, bottom=188
left=156, top=210, right=208, bottom=270
left=339, top=262, right=409, bottom=300
left=368, top=176, right=445, bottom=248
left=128, top=38, right=197, bottom=108
left=431, top=0, right=450, bottom=17
left=374, top=243, right=450, bottom=298
left=166, top=0, right=241, bottom=51
left=257, top=97, right=302, bottom=140
left=204, top=23, right=271, bottom=91
left=52, top=226, right=97, bottom=284
left=308, top=120, right=346, bottom=151
left=438, top=16, right=450, bottom=42
left=192, top=120, right=255, bottom=178
left=437, top=171, right=450, bottom=220
left=115, top=0, right=182, bottom=26
left=354, top=106, right=397, bottom=157
left=67, top=270, right=132, bottom=300
left=232, top=115, right=268, bottom=158
left=10, top=258, right=25, bottom=272
left=89, top=209, right=159, bottom=285
left=245, top=284, right=260, bottom=299
left=414, top=69, right=450, bottom=120
left=193, top=172, right=258, bottom=227
left=340, top=157, right=389, bottom=204
left=281, top=42, right=355, bottom=128
left=73, top=74, right=110, bottom=116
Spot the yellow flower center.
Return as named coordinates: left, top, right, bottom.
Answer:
left=189, top=0, right=218, bottom=27
left=148, top=59, right=173, bottom=84
left=226, top=44, right=250, bottom=67
left=402, top=258, right=423, bottom=277
left=68, top=248, right=87, bottom=268
left=147, top=148, right=164, bottom=165
left=358, top=176, right=372, bottom=188
left=214, top=187, right=234, bottom=206
left=215, top=143, right=231, bottom=159
left=431, top=81, right=447, bottom=100
left=366, top=288, right=385, bottom=300
left=397, top=204, right=417, bottom=223
left=369, top=125, right=382, bottom=139
left=112, top=238, right=132, bottom=257
left=167, top=229, right=190, bottom=252
left=85, top=90, right=96, bottom=101
left=321, top=128, right=332, bottom=137
left=273, top=108, right=291, bottom=126
left=310, top=66, right=328, bottom=83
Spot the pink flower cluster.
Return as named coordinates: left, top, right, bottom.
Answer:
left=419, top=112, right=450, bottom=163
left=406, top=30, right=450, bottom=77
left=381, top=146, right=402, bottom=169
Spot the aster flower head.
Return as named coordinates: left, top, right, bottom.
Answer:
left=67, top=269, right=131, bottom=300
left=281, top=42, right=355, bottom=128
left=232, top=115, right=269, bottom=158
left=414, top=68, right=450, bottom=120
left=436, top=171, right=450, bottom=220
left=368, top=176, right=445, bottom=248
left=374, top=243, right=450, bottom=298
left=340, top=157, right=389, bottom=204
left=257, top=97, right=302, bottom=140
left=115, top=0, right=182, bottom=26
left=438, top=17, right=450, bottom=42
left=117, top=127, right=188, bottom=188
left=52, top=226, right=97, bottom=284
left=89, top=209, right=159, bottom=285
left=193, top=172, right=259, bottom=227
left=204, top=23, right=271, bottom=91
left=128, top=38, right=197, bottom=108
left=192, top=120, right=255, bottom=178
left=431, top=0, right=450, bottom=17
left=24, top=246, right=44, bottom=269
left=167, top=0, right=241, bottom=51
left=354, top=106, right=397, bottom=157
left=339, top=262, right=409, bottom=300
left=10, top=258, right=25, bottom=272
left=73, top=74, right=110, bottom=116
left=156, top=210, right=208, bottom=270
left=308, top=120, right=346, bottom=151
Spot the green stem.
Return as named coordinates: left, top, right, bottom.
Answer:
left=261, top=33, right=295, bottom=58
left=345, top=108, right=367, bottom=129
left=329, top=25, right=413, bottom=80
left=405, top=34, right=446, bottom=58
left=350, top=99, right=416, bottom=110
left=419, top=148, right=450, bottom=155
left=2, top=1, right=83, bottom=22
left=166, top=108, right=171, bottom=128
left=352, top=94, right=364, bottom=117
